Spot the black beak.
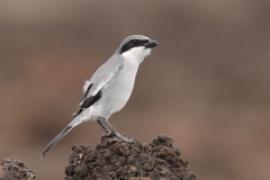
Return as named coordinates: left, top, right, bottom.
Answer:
left=145, top=40, right=159, bottom=48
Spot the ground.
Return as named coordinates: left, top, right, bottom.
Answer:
left=0, top=159, right=36, bottom=180
left=65, top=135, right=196, bottom=180
left=0, top=135, right=196, bottom=180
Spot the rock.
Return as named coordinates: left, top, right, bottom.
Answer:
left=0, top=158, right=36, bottom=180
left=65, top=134, right=196, bottom=180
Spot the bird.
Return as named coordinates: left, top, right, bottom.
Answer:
left=41, top=34, right=158, bottom=158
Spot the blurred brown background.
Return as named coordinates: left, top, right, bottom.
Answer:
left=0, top=0, right=270, bottom=179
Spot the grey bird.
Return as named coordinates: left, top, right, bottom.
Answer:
left=41, top=35, right=158, bottom=158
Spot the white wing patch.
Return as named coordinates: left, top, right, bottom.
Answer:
left=83, top=80, right=91, bottom=92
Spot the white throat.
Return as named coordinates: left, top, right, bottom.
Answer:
left=121, top=47, right=151, bottom=65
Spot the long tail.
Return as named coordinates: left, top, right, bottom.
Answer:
left=41, top=118, right=81, bottom=159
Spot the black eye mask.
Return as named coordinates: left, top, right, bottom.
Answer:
left=120, top=39, right=149, bottom=54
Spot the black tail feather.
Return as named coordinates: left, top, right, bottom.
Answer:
left=41, top=125, right=73, bottom=158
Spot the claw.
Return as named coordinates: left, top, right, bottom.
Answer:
left=111, top=132, right=134, bottom=143
left=118, top=135, right=133, bottom=143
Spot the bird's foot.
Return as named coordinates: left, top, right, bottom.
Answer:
left=109, top=132, right=134, bottom=143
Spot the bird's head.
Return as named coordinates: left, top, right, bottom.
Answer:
left=118, top=35, right=158, bottom=63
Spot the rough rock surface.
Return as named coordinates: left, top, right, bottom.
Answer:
left=65, top=134, right=196, bottom=180
left=0, top=158, right=36, bottom=180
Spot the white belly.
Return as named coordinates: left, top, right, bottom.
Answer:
left=95, top=61, right=139, bottom=118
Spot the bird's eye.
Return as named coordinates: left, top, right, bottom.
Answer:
left=132, top=40, right=140, bottom=45
left=132, top=39, right=149, bottom=46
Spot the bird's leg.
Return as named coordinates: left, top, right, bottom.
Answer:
left=97, top=118, right=133, bottom=143
left=97, top=118, right=111, bottom=134
left=105, top=121, right=134, bottom=143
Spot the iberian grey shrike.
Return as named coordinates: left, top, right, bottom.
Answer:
left=41, top=35, right=158, bottom=157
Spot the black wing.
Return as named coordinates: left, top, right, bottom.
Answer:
left=73, top=83, right=102, bottom=118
